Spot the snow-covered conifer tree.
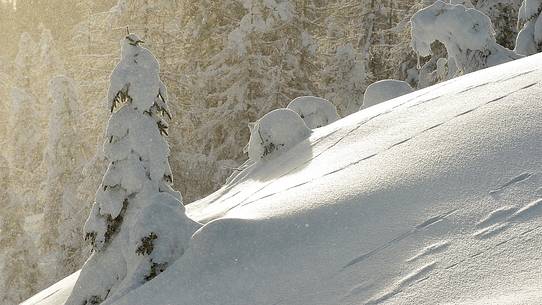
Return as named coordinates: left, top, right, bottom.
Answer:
left=320, top=44, right=367, bottom=115
left=0, top=155, right=40, bottom=305
left=37, top=26, right=65, bottom=83
left=515, top=0, right=542, bottom=55
left=174, top=0, right=320, bottom=201
left=39, top=76, right=84, bottom=287
left=411, top=1, right=521, bottom=76
left=475, top=0, right=522, bottom=50
left=65, top=33, right=201, bottom=305
left=14, top=32, right=39, bottom=89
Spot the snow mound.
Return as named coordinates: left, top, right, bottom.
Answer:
left=287, top=96, right=340, bottom=129
left=247, top=108, right=311, bottom=161
left=24, top=53, right=542, bottom=305
left=361, top=79, right=414, bottom=109
left=99, top=193, right=200, bottom=305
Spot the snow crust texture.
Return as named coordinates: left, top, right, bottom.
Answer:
left=361, top=79, right=414, bottom=109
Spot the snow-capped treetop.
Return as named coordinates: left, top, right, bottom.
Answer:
left=38, top=26, right=65, bottom=75
left=247, top=108, right=311, bottom=162
left=107, top=33, right=170, bottom=115
left=287, top=96, right=340, bottom=129
left=227, top=0, right=295, bottom=55
left=450, top=0, right=474, bottom=8
left=362, top=80, right=414, bottom=109
left=109, top=0, right=127, bottom=16
left=14, top=33, right=38, bottom=85
left=411, top=1, right=520, bottom=74
left=48, top=76, right=79, bottom=119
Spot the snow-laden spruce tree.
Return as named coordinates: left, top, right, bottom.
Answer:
left=173, top=0, right=320, bottom=201
left=411, top=1, right=521, bottom=76
left=320, top=43, right=367, bottom=115
left=65, top=33, right=201, bottom=305
left=475, top=0, right=522, bottom=50
left=14, top=32, right=39, bottom=89
left=515, top=0, right=542, bottom=55
left=39, top=76, right=84, bottom=287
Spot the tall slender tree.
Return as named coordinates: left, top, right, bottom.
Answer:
left=65, top=33, right=200, bottom=305
left=39, top=75, right=84, bottom=288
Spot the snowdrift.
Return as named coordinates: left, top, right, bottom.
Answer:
left=23, top=53, right=542, bottom=305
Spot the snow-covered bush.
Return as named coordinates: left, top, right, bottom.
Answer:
left=247, top=109, right=311, bottom=162
left=65, top=34, right=201, bottom=305
left=287, top=96, right=340, bottom=129
left=361, top=79, right=414, bottom=109
left=515, top=0, right=542, bottom=55
left=411, top=1, right=520, bottom=75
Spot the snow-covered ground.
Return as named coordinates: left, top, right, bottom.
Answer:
left=20, top=272, right=80, bottom=305
left=24, top=53, right=542, bottom=305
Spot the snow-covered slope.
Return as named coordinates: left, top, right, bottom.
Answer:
left=25, top=53, right=542, bottom=305
left=20, top=272, right=80, bottom=305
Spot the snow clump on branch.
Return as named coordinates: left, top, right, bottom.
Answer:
left=411, top=1, right=520, bottom=75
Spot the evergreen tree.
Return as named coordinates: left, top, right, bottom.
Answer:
left=0, top=119, right=38, bottom=304
left=320, top=43, right=366, bottom=115
left=39, top=75, right=84, bottom=288
left=65, top=33, right=200, bottom=305
left=474, top=0, right=522, bottom=50
left=174, top=0, right=320, bottom=201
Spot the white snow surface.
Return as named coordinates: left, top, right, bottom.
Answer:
left=287, top=96, right=340, bottom=129
left=361, top=80, right=414, bottom=109
left=20, top=272, right=80, bottom=305
left=25, top=53, right=542, bottom=305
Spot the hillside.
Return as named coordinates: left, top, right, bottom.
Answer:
left=23, top=53, right=542, bottom=305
